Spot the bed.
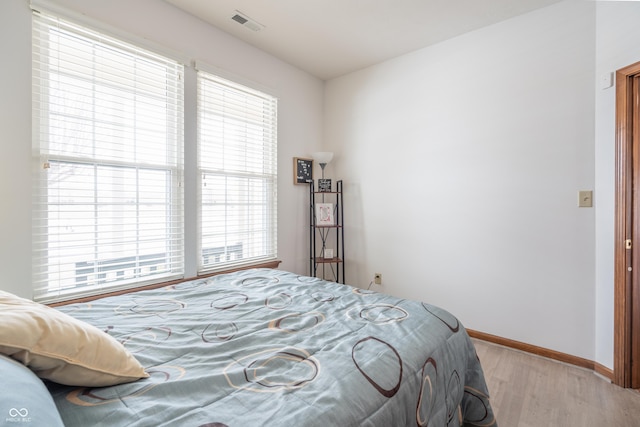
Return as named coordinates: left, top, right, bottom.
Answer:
left=1, top=268, right=497, bottom=426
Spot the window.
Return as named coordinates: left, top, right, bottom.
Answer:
left=32, top=12, right=184, bottom=302
left=197, top=71, right=278, bottom=273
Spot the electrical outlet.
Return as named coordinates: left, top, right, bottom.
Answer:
left=374, top=273, right=382, bottom=285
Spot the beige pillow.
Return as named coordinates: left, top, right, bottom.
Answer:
left=0, top=290, right=149, bottom=387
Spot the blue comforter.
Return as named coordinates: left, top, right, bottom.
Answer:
left=51, top=269, right=497, bottom=426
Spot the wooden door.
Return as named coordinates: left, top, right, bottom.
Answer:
left=614, top=61, right=640, bottom=388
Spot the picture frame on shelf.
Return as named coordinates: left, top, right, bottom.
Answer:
left=315, top=203, right=334, bottom=226
left=323, top=248, right=334, bottom=259
left=318, top=178, right=332, bottom=192
left=293, top=157, right=313, bottom=184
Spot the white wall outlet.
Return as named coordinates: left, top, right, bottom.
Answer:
left=374, top=273, right=382, bottom=285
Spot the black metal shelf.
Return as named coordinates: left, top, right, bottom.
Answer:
left=309, top=180, right=344, bottom=283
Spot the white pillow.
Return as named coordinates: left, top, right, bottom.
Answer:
left=0, top=291, right=149, bottom=387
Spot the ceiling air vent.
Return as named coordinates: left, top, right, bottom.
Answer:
left=231, top=11, right=264, bottom=32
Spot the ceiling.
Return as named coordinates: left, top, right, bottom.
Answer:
left=165, top=0, right=564, bottom=80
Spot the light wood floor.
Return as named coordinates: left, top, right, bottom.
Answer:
left=472, top=339, right=640, bottom=426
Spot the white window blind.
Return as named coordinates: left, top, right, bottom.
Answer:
left=197, top=71, right=277, bottom=273
left=32, top=11, right=184, bottom=302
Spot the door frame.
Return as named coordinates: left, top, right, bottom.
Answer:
left=614, top=60, right=640, bottom=388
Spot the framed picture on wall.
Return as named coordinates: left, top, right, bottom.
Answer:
left=294, top=157, right=313, bottom=184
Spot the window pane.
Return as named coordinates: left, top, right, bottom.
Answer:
left=197, top=71, right=277, bottom=272
left=32, top=12, right=184, bottom=302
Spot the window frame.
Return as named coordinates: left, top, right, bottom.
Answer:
left=31, top=10, right=185, bottom=302
left=196, top=69, right=279, bottom=275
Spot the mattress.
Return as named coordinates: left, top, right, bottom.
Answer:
left=50, top=268, right=497, bottom=426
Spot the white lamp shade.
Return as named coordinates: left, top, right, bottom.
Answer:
left=312, top=152, right=334, bottom=165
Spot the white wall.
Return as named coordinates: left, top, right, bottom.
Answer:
left=0, top=0, right=323, bottom=298
left=594, top=1, right=640, bottom=370
left=325, top=1, right=597, bottom=360
left=0, top=0, right=32, bottom=298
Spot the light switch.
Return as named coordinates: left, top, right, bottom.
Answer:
left=578, top=190, right=593, bottom=208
